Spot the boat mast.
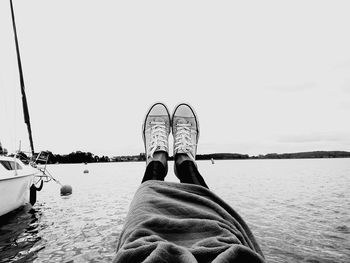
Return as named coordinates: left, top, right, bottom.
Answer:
left=9, top=0, right=35, bottom=156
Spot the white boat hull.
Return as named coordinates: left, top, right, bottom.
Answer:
left=0, top=174, right=33, bottom=216
left=0, top=157, right=37, bottom=217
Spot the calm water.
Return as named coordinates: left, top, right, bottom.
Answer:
left=0, top=159, right=349, bottom=262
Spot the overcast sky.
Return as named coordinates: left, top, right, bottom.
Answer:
left=1, top=0, right=350, bottom=156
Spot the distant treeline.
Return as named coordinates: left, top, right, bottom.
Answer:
left=252, top=151, right=350, bottom=159
left=14, top=150, right=350, bottom=164
left=49, top=151, right=111, bottom=163
left=16, top=151, right=110, bottom=164
left=111, top=151, right=350, bottom=161
left=196, top=153, right=250, bottom=160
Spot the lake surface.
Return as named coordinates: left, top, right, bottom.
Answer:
left=0, top=159, right=349, bottom=262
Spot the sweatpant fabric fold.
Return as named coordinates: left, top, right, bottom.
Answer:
left=114, top=181, right=265, bottom=263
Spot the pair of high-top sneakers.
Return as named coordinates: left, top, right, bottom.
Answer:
left=142, top=103, right=199, bottom=169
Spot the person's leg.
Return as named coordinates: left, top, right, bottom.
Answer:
left=172, top=103, right=209, bottom=188
left=175, top=154, right=209, bottom=188
left=142, top=152, right=167, bottom=183
left=141, top=103, right=171, bottom=184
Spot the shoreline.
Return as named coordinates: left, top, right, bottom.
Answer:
left=4, top=150, right=350, bottom=164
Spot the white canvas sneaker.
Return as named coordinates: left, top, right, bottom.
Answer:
left=142, top=103, right=171, bottom=165
left=172, top=103, right=199, bottom=161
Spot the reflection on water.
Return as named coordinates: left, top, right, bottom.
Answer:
left=0, top=205, right=43, bottom=262
left=0, top=159, right=349, bottom=262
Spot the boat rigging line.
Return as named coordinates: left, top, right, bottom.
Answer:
left=9, top=0, right=72, bottom=196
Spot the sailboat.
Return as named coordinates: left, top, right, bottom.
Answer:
left=0, top=0, right=42, bottom=217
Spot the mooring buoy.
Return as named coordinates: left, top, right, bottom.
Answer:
left=60, top=184, right=73, bottom=196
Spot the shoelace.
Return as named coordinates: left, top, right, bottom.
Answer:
left=148, top=121, right=168, bottom=158
left=174, top=123, right=195, bottom=158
